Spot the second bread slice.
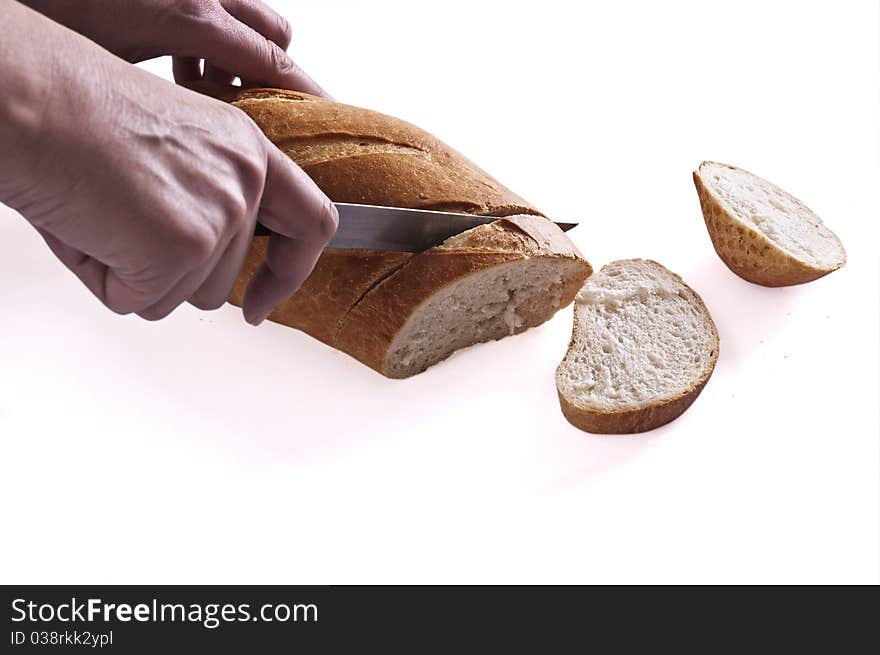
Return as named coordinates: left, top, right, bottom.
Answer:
left=556, top=260, right=718, bottom=434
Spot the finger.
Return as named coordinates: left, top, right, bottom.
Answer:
left=38, top=229, right=109, bottom=301
left=221, top=0, right=293, bottom=50
left=203, top=61, right=236, bottom=86
left=256, top=146, right=338, bottom=241
left=137, top=234, right=233, bottom=321
left=239, top=67, right=333, bottom=100
left=241, top=147, right=337, bottom=325
left=241, top=236, right=324, bottom=325
left=173, top=56, right=203, bottom=83
left=188, top=229, right=253, bottom=310
left=194, top=13, right=330, bottom=96
left=37, top=229, right=170, bottom=315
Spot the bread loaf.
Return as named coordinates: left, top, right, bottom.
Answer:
left=195, top=86, right=592, bottom=377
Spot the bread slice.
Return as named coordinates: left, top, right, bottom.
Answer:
left=189, top=85, right=593, bottom=377
left=693, top=161, right=845, bottom=286
left=556, top=260, right=718, bottom=434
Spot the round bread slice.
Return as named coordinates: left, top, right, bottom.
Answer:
left=556, top=259, right=718, bottom=434
left=693, top=161, right=846, bottom=286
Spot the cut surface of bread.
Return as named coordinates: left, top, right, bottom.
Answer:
left=383, top=257, right=588, bottom=378
left=335, top=215, right=592, bottom=378
left=190, top=84, right=593, bottom=377
left=556, top=260, right=718, bottom=434
left=693, top=161, right=845, bottom=286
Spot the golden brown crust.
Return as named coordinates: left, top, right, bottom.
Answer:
left=335, top=215, right=592, bottom=375
left=498, top=215, right=584, bottom=259
left=338, top=250, right=524, bottom=373
left=195, top=85, right=589, bottom=375
left=228, top=240, right=412, bottom=347
left=229, top=88, right=541, bottom=216
left=557, top=377, right=711, bottom=434
left=557, top=259, right=718, bottom=435
left=693, top=163, right=843, bottom=287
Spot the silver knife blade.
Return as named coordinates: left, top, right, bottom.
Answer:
left=254, top=203, right=578, bottom=252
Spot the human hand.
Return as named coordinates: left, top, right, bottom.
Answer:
left=19, top=0, right=328, bottom=96
left=2, top=4, right=337, bottom=324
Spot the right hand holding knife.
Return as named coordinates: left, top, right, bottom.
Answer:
left=1, top=0, right=337, bottom=325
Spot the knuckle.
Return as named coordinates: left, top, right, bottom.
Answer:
left=223, top=104, right=253, bottom=132
left=137, top=306, right=173, bottom=322
left=268, top=41, right=293, bottom=74
left=242, top=115, right=267, bottom=145
left=102, top=254, right=187, bottom=316
left=189, top=293, right=227, bottom=311
left=277, top=15, right=293, bottom=47
left=104, top=297, right=135, bottom=316
left=223, top=190, right=251, bottom=227
left=231, top=109, right=269, bottom=152
left=177, top=0, right=227, bottom=40
left=233, top=118, right=270, bottom=193
left=105, top=291, right=152, bottom=316
left=216, top=184, right=256, bottom=237
left=177, top=0, right=211, bottom=22
left=193, top=0, right=217, bottom=17
left=175, top=223, right=219, bottom=262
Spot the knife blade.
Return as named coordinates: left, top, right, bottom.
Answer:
left=253, top=203, right=578, bottom=252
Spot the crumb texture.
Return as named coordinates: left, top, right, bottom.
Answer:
left=698, top=162, right=845, bottom=270
left=557, top=259, right=717, bottom=415
left=386, top=258, right=586, bottom=378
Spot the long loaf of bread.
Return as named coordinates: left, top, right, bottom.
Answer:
left=194, top=85, right=592, bottom=378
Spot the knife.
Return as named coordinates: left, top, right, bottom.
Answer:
left=254, top=202, right=578, bottom=253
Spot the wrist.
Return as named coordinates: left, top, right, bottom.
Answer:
left=0, top=0, right=116, bottom=210
left=0, top=1, right=55, bottom=203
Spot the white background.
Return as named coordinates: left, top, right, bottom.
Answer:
left=1, top=0, right=877, bottom=584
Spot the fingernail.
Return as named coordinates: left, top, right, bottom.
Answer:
left=245, top=310, right=266, bottom=327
